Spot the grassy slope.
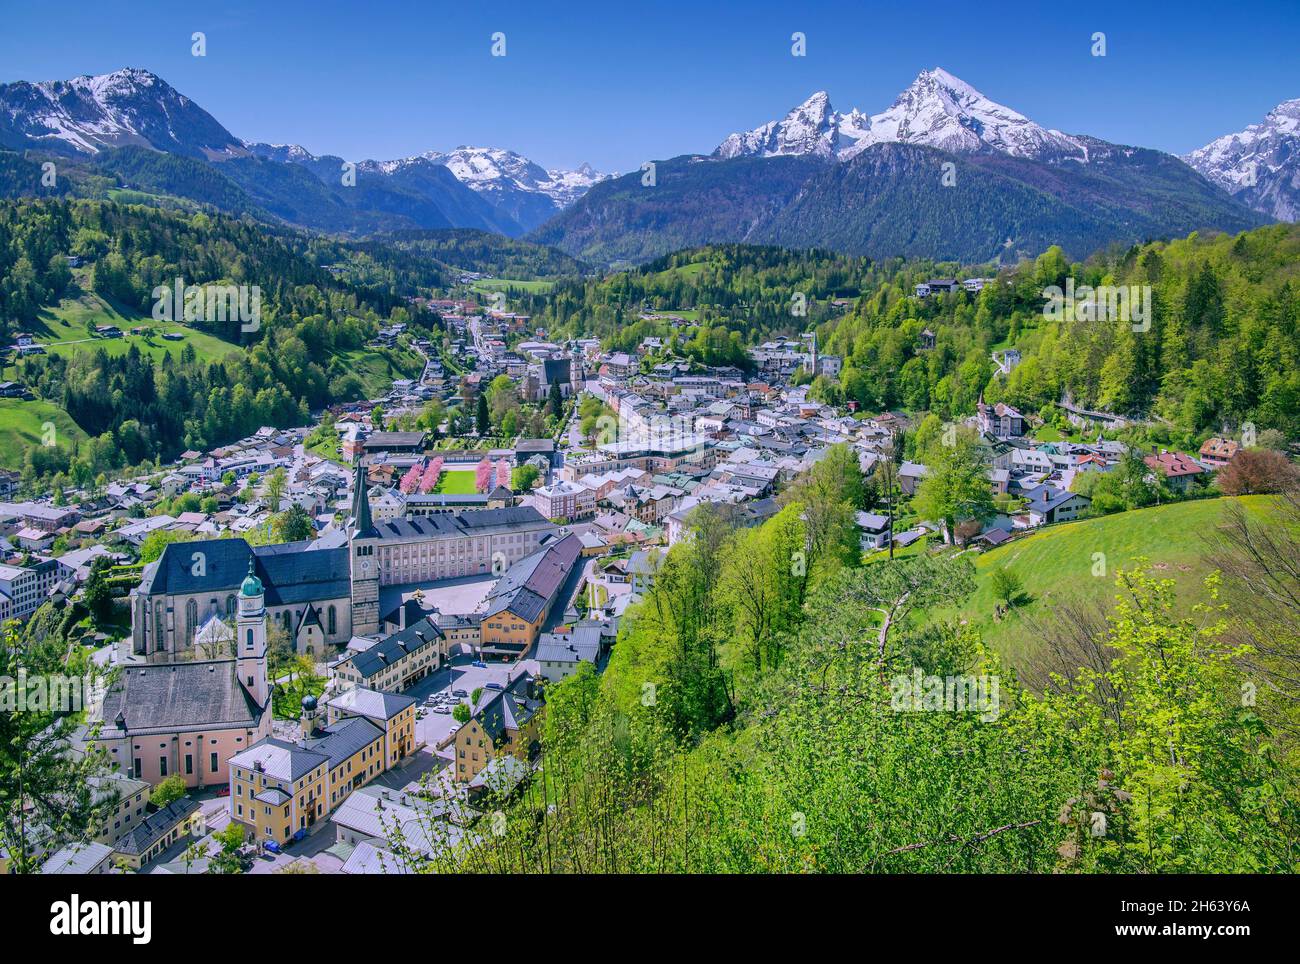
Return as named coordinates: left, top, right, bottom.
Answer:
left=334, top=346, right=424, bottom=398
left=471, top=278, right=555, bottom=295
left=4, top=287, right=424, bottom=460
left=937, top=496, right=1276, bottom=665
left=0, top=397, right=89, bottom=468
left=16, top=288, right=241, bottom=369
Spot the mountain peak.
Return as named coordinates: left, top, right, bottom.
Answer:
left=0, top=65, right=245, bottom=159
left=1184, top=96, right=1300, bottom=221
left=714, top=68, right=1087, bottom=164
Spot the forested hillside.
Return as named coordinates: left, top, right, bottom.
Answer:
left=531, top=142, right=1264, bottom=267
left=817, top=222, right=1300, bottom=446
left=326, top=229, right=589, bottom=299
left=0, top=198, right=435, bottom=483
left=402, top=451, right=1300, bottom=873
left=506, top=244, right=895, bottom=367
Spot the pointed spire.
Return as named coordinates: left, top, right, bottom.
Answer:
left=351, top=460, right=376, bottom=537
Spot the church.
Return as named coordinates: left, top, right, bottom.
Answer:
left=130, top=462, right=557, bottom=659
left=94, top=561, right=274, bottom=788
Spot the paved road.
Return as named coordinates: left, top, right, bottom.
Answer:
left=403, top=651, right=541, bottom=754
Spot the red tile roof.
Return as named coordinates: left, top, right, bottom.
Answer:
left=1144, top=451, right=1205, bottom=478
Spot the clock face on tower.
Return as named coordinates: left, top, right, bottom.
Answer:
left=360, top=560, right=370, bottom=572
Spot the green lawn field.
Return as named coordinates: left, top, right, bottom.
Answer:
left=471, top=278, right=556, bottom=296
left=11, top=288, right=243, bottom=373
left=0, top=397, right=89, bottom=469
left=937, top=496, right=1277, bottom=665
left=433, top=469, right=478, bottom=494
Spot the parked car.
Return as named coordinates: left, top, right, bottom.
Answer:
left=485, top=682, right=503, bottom=690
left=433, top=706, right=451, bottom=715
left=452, top=689, right=468, bottom=698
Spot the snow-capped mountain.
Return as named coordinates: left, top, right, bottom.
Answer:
left=419, top=147, right=610, bottom=208
left=0, top=67, right=247, bottom=160
left=247, top=142, right=609, bottom=231
left=715, top=91, right=870, bottom=160
left=1183, top=100, right=1300, bottom=221
left=0, top=65, right=606, bottom=235
left=715, top=68, right=1088, bottom=164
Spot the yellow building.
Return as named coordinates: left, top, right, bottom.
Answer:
left=330, top=616, right=446, bottom=693
left=90, top=773, right=151, bottom=848
left=453, top=672, right=543, bottom=783
left=324, top=686, right=417, bottom=770
left=228, top=697, right=389, bottom=845
left=111, top=797, right=201, bottom=870
left=480, top=533, right=581, bottom=658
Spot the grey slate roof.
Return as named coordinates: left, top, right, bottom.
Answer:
left=138, top=538, right=349, bottom=607
left=301, top=716, right=385, bottom=769
left=474, top=672, right=543, bottom=743
left=371, top=505, right=550, bottom=542
left=350, top=616, right=443, bottom=681
left=42, top=841, right=113, bottom=874
left=116, top=797, right=200, bottom=857
left=99, top=660, right=262, bottom=736
left=327, top=686, right=416, bottom=722
left=229, top=737, right=328, bottom=783
left=1025, top=484, right=1088, bottom=514
left=536, top=623, right=603, bottom=665
left=484, top=532, right=580, bottom=623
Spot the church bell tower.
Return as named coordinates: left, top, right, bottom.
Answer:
left=349, top=461, right=381, bottom=636
left=235, top=558, right=269, bottom=708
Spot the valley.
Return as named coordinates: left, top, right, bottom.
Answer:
left=0, top=7, right=1298, bottom=893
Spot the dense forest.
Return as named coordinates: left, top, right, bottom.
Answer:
left=334, top=229, right=589, bottom=296
left=505, top=244, right=900, bottom=368
left=817, top=223, right=1300, bottom=446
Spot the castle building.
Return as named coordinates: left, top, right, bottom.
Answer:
left=348, top=457, right=556, bottom=592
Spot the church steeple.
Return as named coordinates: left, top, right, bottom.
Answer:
left=236, top=556, right=269, bottom=708
left=348, top=459, right=381, bottom=637
left=351, top=461, right=376, bottom=537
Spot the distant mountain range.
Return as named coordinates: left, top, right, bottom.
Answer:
left=0, top=67, right=609, bottom=235
left=537, top=69, right=1269, bottom=265
left=1183, top=99, right=1300, bottom=222
left=0, top=65, right=1293, bottom=266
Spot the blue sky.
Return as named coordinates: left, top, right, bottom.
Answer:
left=2, top=0, right=1297, bottom=173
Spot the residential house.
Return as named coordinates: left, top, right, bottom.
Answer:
left=452, top=672, right=543, bottom=783
left=1144, top=451, right=1208, bottom=493
left=1198, top=437, right=1241, bottom=469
